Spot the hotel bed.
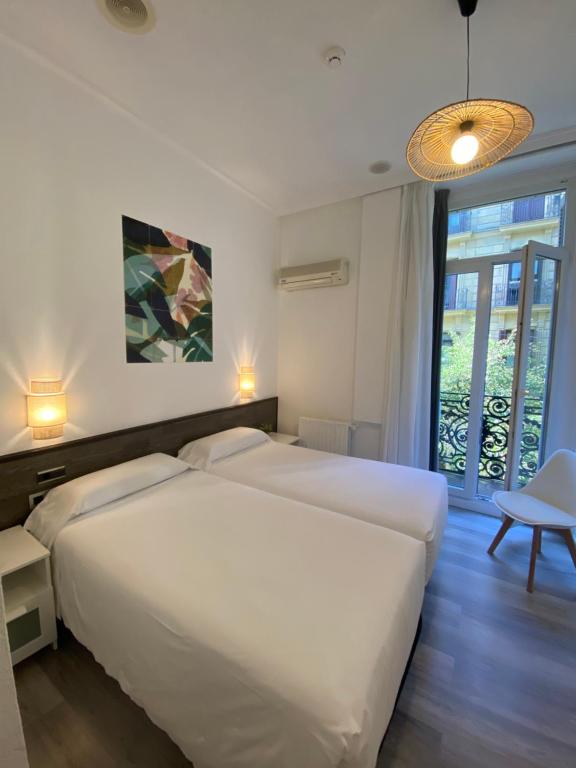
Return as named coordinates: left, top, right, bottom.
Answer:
left=25, top=454, right=425, bottom=768
left=179, top=429, right=448, bottom=582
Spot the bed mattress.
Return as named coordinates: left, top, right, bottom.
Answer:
left=205, top=442, right=448, bottom=582
left=49, top=470, right=425, bottom=768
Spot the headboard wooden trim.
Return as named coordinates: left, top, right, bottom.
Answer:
left=0, top=397, right=278, bottom=530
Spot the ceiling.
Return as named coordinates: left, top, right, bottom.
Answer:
left=2, top=0, right=576, bottom=214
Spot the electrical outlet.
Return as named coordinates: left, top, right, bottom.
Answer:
left=29, top=491, right=47, bottom=510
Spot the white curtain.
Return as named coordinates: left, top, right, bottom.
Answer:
left=379, top=182, right=434, bottom=468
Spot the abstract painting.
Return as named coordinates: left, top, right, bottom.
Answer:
left=123, top=216, right=213, bottom=363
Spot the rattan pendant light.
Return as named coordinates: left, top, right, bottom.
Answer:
left=406, top=0, right=533, bottom=182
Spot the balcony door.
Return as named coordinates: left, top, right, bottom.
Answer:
left=437, top=241, right=566, bottom=512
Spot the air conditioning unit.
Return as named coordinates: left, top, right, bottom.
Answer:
left=278, top=259, right=349, bottom=291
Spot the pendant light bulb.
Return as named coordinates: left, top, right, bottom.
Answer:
left=406, top=1, right=533, bottom=181
left=451, top=122, right=479, bottom=164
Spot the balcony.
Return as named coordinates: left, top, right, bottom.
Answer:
left=448, top=193, right=564, bottom=236
left=438, top=391, right=543, bottom=494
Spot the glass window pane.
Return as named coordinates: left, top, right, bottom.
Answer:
left=447, top=191, right=566, bottom=262
left=477, top=263, right=522, bottom=498
left=438, top=272, right=478, bottom=489
left=515, top=256, right=558, bottom=488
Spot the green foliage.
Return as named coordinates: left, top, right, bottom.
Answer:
left=440, top=328, right=547, bottom=398
left=183, top=303, right=213, bottom=363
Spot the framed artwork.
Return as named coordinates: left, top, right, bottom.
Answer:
left=123, top=216, right=213, bottom=363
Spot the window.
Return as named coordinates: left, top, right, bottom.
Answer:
left=444, top=274, right=457, bottom=309
left=447, top=191, right=566, bottom=262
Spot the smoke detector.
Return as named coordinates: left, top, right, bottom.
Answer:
left=323, top=46, right=346, bottom=68
left=97, top=0, right=156, bottom=34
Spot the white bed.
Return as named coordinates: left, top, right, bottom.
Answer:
left=179, top=430, right=448, bottom=582
left=26, top=457, right=425, bottom=768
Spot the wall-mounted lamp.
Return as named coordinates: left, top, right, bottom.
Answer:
left=238, top=366, right=256, bottom=399
left=27, top=379, right=67, bottom=439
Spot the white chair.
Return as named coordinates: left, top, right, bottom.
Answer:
left=488, top=449, right=576, bottom=592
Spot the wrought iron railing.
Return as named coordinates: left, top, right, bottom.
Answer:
left=438, top=392, right=543, bottom=487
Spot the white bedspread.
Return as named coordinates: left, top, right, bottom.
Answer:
left=206, top=442, right=448, bottom=582
left=50, top=471, right=425, bottom=768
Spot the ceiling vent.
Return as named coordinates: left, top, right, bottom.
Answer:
left=369, top=161, right=391, bottom=175
left=97, top=0, right=156, bottom=34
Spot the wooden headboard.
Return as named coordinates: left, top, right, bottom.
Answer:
left=0, top=397, right=278, bottom=530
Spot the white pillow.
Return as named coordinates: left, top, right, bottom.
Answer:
left=25, top=453, right=190, bottom=548
left=179, top=427, right=269, bottom=470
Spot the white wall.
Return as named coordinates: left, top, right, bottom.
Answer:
left=277, top=190, right=403, bottom=459
left=278, top=175, right=575, bottom=464
left=0, top=35, right=278, bottom=455
left=277, top=199, right=362, bottom=435
left=352, top=189, right=402, bottom=458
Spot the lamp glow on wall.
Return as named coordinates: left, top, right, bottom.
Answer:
left=27, top=379, right=67, bottom=439
left=239, top=366, right=256, bottom=399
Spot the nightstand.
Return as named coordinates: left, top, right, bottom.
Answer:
left=0, top=526, right=57, bottom=665
left=269, top=432, right=301, bottom=446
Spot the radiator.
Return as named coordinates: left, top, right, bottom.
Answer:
left=298, top=417, right=353, bottom=455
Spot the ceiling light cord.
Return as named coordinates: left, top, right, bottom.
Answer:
left=406, top=0, right=533, bottom=181
left=466, top=15, right=470, bottom=102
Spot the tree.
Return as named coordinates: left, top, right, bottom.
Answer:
left=439, top=327, right=546, bottom=485
left=440, top=328, right=547, bottom=398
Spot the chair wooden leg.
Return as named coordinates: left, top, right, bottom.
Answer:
left=560, top=529, right=576, bottom=569
left=527, top=526, right=542, bottom=593
left=487, top=515, right=514, bottom=555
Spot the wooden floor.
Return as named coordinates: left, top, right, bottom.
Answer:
left=14, top=509, right=576, bottom=768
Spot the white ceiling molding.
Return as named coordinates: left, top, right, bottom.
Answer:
left=506, top=126, right=576, bottom=160
left=0, top=28, right=274, bottom=213
left=448, top=155, right=576, bottom=210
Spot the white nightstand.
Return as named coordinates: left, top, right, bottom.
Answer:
left=0, top=526, right=57, bottom=665
left=268, top=432, right=301, bottom=446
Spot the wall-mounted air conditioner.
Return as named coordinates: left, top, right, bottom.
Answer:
left=278, top=259, right=349, bottom=291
